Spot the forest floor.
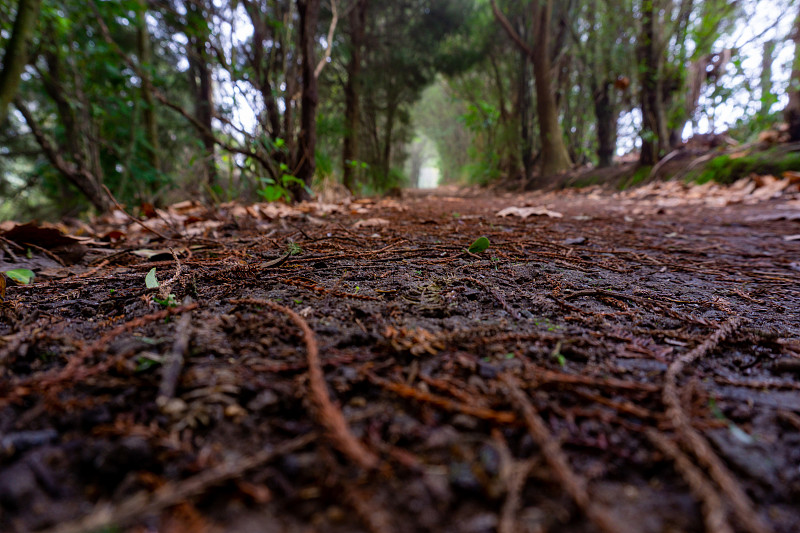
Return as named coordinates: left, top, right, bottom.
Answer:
left=1, top=177, right=800, bottom=533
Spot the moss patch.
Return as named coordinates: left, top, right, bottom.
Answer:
left=618, top=165, right=652, bottom=190
left=691, top=149, right=800, bottom=185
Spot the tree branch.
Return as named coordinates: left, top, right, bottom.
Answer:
left=314, top=0, right=338, bottom=78
left=490, top=0, right=536, bottom=61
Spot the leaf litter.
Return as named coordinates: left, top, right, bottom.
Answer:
left=0, top=180, right=799, bottom=533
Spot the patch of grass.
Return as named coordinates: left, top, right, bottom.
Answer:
left=691, top=149, right=800, bottom=185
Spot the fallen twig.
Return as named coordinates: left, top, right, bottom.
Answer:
left=157, top=247, right=184, bottom=301
left=461, top=276, right=521, bottom=319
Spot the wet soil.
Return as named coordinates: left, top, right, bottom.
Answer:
left=1, top=184, right=799, bottom=533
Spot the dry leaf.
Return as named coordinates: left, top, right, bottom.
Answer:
left=496, top=206, right=563, bottom=219
left=353, top=218, right=390, bottom=228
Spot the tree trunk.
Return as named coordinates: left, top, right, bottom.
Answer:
left=342, top=0, right=367, bottom=192
left=784, top=5, right=800, bottom=141
left=531, top=1, right=572, bottom=176
left=295, top=0, right=320, bottom=200
left=136, top=0, right=159, bottom=173
left=594, top=80, right=616, bottom=167
left=0, top=0, right=42, bottom=126
left=638, top=0, right=668, bottom=165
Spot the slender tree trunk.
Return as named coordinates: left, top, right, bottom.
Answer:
left=594, top=80, right=616, bottom=167
left=381, top=103, right=395, bottom=182
left=531, top=0, right=572, bottom=176
left=136, top=0, right=159, bottom=172
left=784, top=4, right=800, bottom=141
left=295, top=0, right=320, bottom=199
left=342, top=0, right=367, bottom=192
left=0, top=0, right=42, bottom=126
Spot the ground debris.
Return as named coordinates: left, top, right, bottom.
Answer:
left=0, top=185, right=798, bottom=532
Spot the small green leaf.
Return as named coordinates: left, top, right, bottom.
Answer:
left=145, top=268, right=159, bottom=289
left=5, top=269, right=35, bottom=285
left=468, top=236, right=490, bottom=254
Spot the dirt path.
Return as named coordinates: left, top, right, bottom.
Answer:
left=1, top=184, right=799, bottom=533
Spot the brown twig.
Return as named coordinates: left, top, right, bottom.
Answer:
left=366, top=371, right=517, bottom=424
left=662, top=317, right=773, bottom=533
left=231, top=298, right=379, bottom=470
left=501, top=375, right=634, bottom=533
left=498, top=459, right=539, bottom=533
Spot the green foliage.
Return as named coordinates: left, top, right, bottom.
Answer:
left=258, top=164, right=313, bottom=203
left=5, top=269, right=35, bottom=285
left=692, top=150, right=800, bottom=185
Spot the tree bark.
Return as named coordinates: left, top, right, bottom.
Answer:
left=295, top=0, right=320, bottom=200
left=784, top=4, right=800, bottom=141
left=531, top=1, right=572, bottom=176
left=0, top=0, right=42, bottom=126
left=342, top=0, right=367, bottom=192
